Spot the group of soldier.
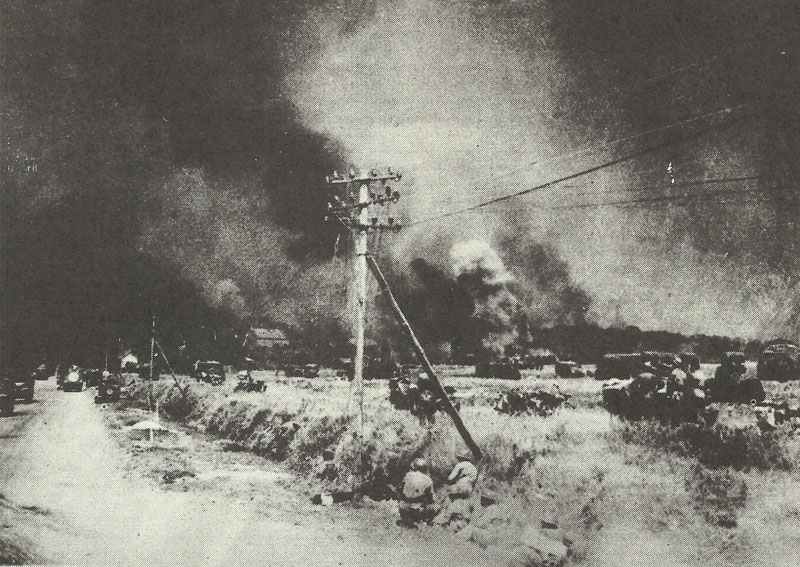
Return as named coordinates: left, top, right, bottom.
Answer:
left=398, top=452, right=478, bottom=528
left=388, top=367, right=458, bottom=423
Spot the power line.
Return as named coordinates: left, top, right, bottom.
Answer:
left=441, top=175, right=759, bottom=212
left=533, top=175, right=759, bottom=202
left=432, top=181, right=779, bottom=217
left=545, top=184, right=770, bottom=212
left=407, top=107, right=752, bottom=227
left=402, top=103, right=748, bottom=202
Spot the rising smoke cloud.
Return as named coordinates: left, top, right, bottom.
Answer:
left=4, top=0, right=798, bottom=368
left=287, top=0, right=800, bottom=341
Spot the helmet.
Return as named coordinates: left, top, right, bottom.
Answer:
left=456, top=450, right=472, bottom=462
left=411, top=457, right=427, bottom=471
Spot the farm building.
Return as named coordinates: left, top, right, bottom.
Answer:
left=243, top=328, right=291, bottom=366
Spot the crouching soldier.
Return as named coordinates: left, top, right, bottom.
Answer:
left=447, top=451, right=478, bottom=499
left=399, top=458, right=438, bottom=527
left=434, top=451, right=478, bottom=529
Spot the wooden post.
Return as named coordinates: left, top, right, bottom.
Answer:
left=366, top=255, right=482, bottom=461
left=155, top=339, right=189, bottom=396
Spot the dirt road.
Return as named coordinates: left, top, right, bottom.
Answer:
left=0, top=381, right=502, bottom=566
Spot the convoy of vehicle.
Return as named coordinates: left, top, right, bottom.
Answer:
left=4, top=339, right=796, bottom=424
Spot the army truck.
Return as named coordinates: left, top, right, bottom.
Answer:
left=757, top=340, right=800, bottom=382
left=706, top=352, right=765, bottom=403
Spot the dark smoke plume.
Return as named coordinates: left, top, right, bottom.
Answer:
left=2, top=1, right=351, bottom=367
left=4, top=0, right=800, bottom=372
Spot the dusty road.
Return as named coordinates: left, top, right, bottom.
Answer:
left=0, top=380, right=502, bottom=566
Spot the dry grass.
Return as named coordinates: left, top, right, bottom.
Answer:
left=123, top=369, right=800, bottom=567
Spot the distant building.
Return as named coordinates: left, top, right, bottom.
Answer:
left=244, top=328, right=291, bottom=366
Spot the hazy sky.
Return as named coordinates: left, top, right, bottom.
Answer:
left=3, top=0, right=799, bottom=364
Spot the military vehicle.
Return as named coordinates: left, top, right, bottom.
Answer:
left=193, top=360, right=225, bottom=385
left=62, top=367, right=84, bottom=392
left=94, top=371, right=121, bottom=403
left=595, top=353, right=643, bottom=381
left=757, top=340, right=800, bottom=382
left=1, top=377, right=15, bottom=415
left=554, top=361, right=586, bottom=378
left=678, top=352, right=701, bottom=372
left=32, top=363, right=49, bottom=381
left=281, top=362, right=321, bottom=379
left=602, top=371, right=706, bottom=423
left=706, top=352, right=765, bottom=403
left=493, top=386, right=570, bottom=416
left=603, top=351, right=765, bottom=423
left=474, top=358, right=522, bottom=380
left=234, top=370, right=266, bottom=392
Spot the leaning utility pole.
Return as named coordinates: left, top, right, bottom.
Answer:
left=366, top=256, right=482, bottom=460
left=324, top=167, right=482, bottom=462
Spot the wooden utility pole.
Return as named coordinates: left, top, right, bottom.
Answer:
left=149, top=315, right=156, bottom=381
left=353, top=181, right=369, bottom=401
left=325, top=168, right=402, bottom=395
left=324, top=167, right=482, bottom=462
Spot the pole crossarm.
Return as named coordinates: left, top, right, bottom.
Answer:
left=325, top=168, right=401, bottom=185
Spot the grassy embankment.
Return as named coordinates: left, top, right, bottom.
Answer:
left=124, top=368, right=800, bottom=567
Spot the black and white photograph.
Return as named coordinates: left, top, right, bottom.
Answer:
left=1, top=1, right=799, bottom=565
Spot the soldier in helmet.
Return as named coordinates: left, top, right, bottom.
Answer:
left=433, top=450, right=479, bottom=529
left=398, top=457, right=438, bottom=527
left=447, top=451, right=478, bottom=499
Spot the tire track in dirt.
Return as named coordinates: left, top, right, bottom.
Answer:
left=1, top=381, right=504, bottom=566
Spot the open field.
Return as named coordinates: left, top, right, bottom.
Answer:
left=120, top=366, right=800, bottom=566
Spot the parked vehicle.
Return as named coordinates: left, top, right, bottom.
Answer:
left=678, top=353, right=701, bottom=372
left=595, top=353, right=643, bottom=381
left=10, top=369, right=35, bottom=402
left=194, top=360, right=225, bottom=385
left=62, top=368, right=84, bottom=392
left=554, top=361, right=586, bottom=378
left=474, top=359, right=522, bottom=380
left=32, top=363, right=49, bottom=381
left=706, top=352, right=765, bottom=403
left=281, top=362, right=321, bottom=379
left=81, top=368, right=102, bottom=388
left=55, top=365, right=68, bottom=387
left=233, top=370, right=266, bottom=392
left=1, top=378, right=14, bottom=416
left=757, top=340, right=800, bottom=382
left=94, top=371, right=121, bottom=403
